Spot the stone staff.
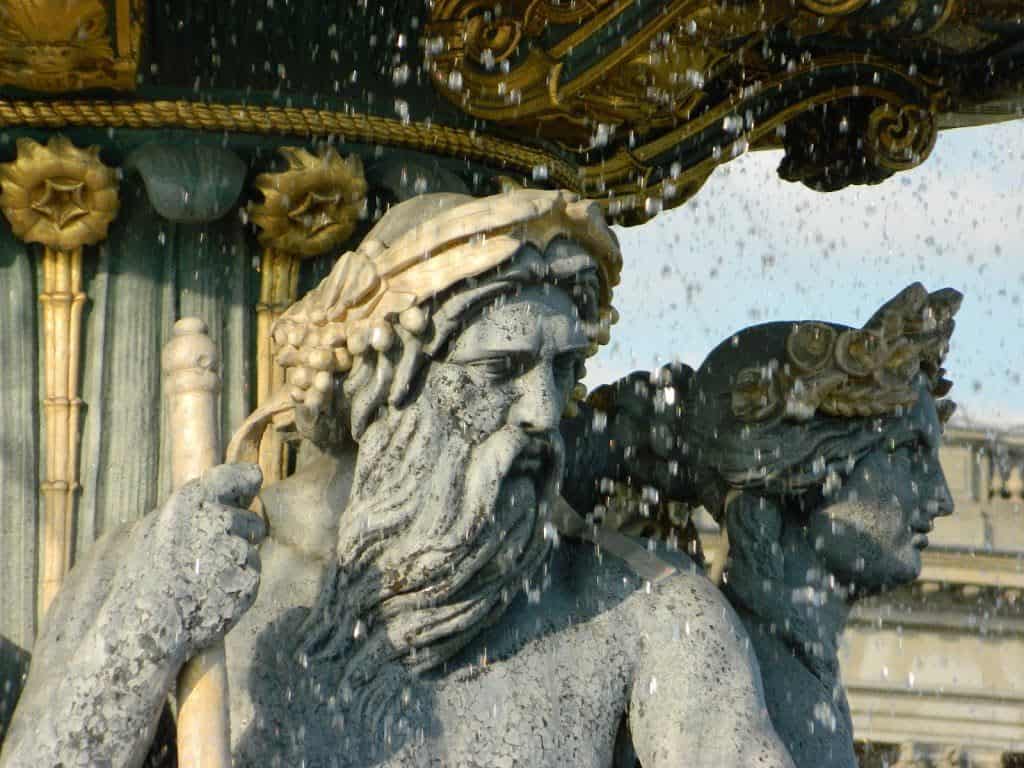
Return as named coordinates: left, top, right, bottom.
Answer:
left=161, top=317, right=233, bottom=768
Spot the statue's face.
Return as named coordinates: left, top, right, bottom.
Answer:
left=806, top=381, right=954, bottom=589
left=312, top=283, right=592, bottom=680
left=422, top=283, right=588, bottom=470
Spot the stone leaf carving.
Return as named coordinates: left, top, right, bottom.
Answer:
left=732, top=283, right=962, bottom=423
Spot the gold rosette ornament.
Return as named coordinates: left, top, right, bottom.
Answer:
left=248, top=147, right=368, bottom=486
left=0, top=136, right=119, bottom=619
left=0, top=136, right=118, bottom=250
left=250, top=146, right=367, bottom=257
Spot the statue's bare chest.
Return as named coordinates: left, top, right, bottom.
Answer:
left=228, top=603, right=639, bottom=767
left=225, top=538, right=647, bottom=767
left=416, top=612, right=637, bottom=768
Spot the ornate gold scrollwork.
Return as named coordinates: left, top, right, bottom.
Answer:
left=0, top=69, right=943, bottom=228
left=0, top=136, right=119, bottom=619
left=0, top=0, right=144, bottom=92
left=865, top=103, right=939, bottom=171
left=426, top=0, right=776, bottom=144
left=799, top=0, right=872, bottom=16
left=0, top=0, right=1000, bottom=229
left=248, top=147, right=367, bottom=485
left=422, top=0, right=961, bottom=222
left=844, top=0, right=958, bottom=37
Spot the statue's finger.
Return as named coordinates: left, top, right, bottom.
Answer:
left=227, top=506, right=267, bottom=544
left=200, top=463, right=263, bottom=507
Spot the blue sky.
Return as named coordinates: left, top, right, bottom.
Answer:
left=590, top=122, right=1024, bottom=427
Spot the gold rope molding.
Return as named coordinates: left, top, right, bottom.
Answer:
left=0, top=98, right=581, bottom=191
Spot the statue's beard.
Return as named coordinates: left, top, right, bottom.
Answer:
left=298, top=398, right=560, bottom=713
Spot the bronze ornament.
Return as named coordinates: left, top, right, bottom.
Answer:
left=250, top=147, right=368, bottom=258
left=0, top=136, right=119, bottom=251
left=0, top=58, right=942, bottom=228
left=0, top=0, right=144, bottom=92
left=865, top=103, right=939, bottom=171
left=799, top=0, right=872, bottom=15
left=0, top=0, right=1010, bottom=226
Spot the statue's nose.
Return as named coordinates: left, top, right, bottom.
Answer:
left=508, top=363, right=562, bottom=433
left=929, top=472, right=955, bottom=518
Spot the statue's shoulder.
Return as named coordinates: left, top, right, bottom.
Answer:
left=518, top=535, right=718, bottom=632
left=568, top=537, right=758, bottom=670
left=449, top=537, right=743, bottom=678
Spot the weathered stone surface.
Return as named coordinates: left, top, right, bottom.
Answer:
left=571, top=285, right=961, bottom=768
left=1, top=192, right=793, bottom=767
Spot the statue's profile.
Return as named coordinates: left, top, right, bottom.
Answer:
left=2, top=190, right=794, bottom=767
left=568, top=284, right=961, bottom=768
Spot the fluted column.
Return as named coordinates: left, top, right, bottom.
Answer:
left=0, top=137, right=119, bottom=621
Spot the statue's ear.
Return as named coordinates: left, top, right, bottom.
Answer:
left=722, top=490, right=785, bottom=586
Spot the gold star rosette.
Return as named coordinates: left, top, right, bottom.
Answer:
left=0, top=136, right=120, bottom=619
left=248, top=146, right=367, bottom=485
left=0, top=136, right=118, bottom=250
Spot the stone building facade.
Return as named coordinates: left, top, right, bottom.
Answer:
left=846, top=427, right=1024, bottom=768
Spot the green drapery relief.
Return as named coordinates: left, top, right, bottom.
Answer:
left=0, top=227, right=39, bottom=651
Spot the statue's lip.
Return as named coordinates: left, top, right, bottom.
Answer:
left=910, top=520, right=935, bottom=534
left=510, top=438, right=551, bottom=475
left=911, top=533, right=930, bottom=549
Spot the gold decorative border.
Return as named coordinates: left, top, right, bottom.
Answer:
left=0, top=98, right=581, bottom=192
left=0, top=54, right=944, bottom=223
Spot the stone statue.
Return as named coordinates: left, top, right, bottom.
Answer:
left=567, top=284, right=961, bottom=768
left=1, top=190, right=795, bottom=767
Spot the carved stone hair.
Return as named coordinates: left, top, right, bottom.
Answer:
left=731, top=283, right=960, bottom=424
left=228, top=189, right=621, bottom=460
left=677, top=283, right=961, bottom=518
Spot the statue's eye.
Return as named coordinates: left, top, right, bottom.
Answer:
left=890, top=438, right=928, bottom=467
left=468, top=355, right=525, bottom=381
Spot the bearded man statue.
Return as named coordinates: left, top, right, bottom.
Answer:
left=1, top=190, right=794, bottom=768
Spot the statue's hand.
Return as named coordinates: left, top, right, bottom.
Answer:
left=137, top=462, right=265, bottom=659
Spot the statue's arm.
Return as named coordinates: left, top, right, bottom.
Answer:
left=0, top=464, right=263, bottom=768
left=627, top=575, right=795, bottom=768
left=0, top=520, right=186, bottom=767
